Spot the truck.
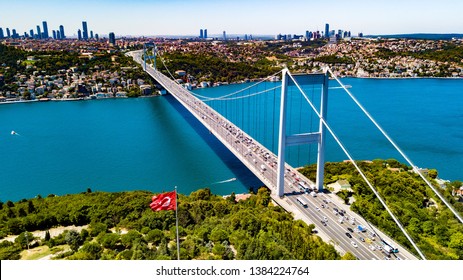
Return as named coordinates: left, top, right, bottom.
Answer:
left=382, top=240, right=399, bottom=253
left=357, top=225, right=367, bottom=232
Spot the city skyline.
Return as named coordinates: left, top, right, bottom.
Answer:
left=1, top=0, right=463, bottom=37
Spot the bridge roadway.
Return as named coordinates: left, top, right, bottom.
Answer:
left=128, top=50, right=417, bottom=260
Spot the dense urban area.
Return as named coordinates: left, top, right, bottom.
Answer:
left=1, top=35, right=463, bottom=103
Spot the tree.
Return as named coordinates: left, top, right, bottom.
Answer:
left=428, top=169, right=438, bottom=179
left=65, top=230, right=83, bottom=252
left=27, top=200, right=35, bottom=214
left=448, top=232, right=463, bottom=250
left=15, top=231, right=34, bottom=249
left=341, top=252, right=357, bottom=260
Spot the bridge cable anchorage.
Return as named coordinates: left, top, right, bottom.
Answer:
left=286, top=69, right=427, bottom=260
left=327, top=68, right=463, bottom=225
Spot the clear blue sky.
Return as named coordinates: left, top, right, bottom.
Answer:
left=2, top=0, right=462, bottom=37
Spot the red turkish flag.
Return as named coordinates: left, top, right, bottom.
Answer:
left=150, top=191, right=176, bottom=211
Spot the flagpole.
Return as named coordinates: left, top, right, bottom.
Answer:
left=175, top=186, right=180, bottom=260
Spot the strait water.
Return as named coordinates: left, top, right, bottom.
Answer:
left=1, top=78, right=462, bottom=201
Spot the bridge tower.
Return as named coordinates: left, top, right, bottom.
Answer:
left=276, top=69, right=329, bottom=197
left=143, top=42, right=157, bottom=71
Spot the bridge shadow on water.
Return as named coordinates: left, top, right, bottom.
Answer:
left=164, top=94, right=264, bottom=194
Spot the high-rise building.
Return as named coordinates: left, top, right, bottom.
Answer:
left=6, top=28, right=11, bottom=38
left=52, top=30, right=57, bottom=39
left=204, top=29, right=207, bottom=39
left=12, top=29, right=18, bottom=39
left=42, top=21, right=49, bottom=38
left=82, top=21, right=88, bottom=40
left=90, top=30, right=93, bottom=39
left=59, top=25, right=65, bottom=39
left=36, top=25, right=41, bottom=39
left=29, top=29, right=34, bottom=38
left=57, top=30, right=61, bottom=40
left=109, top=32, right=116, bottom=45
left=0, top=28, right=4, bottom=39
left=77, top=29, right=82, bottom=40
left=223, top=31, right=226, bottom=41
left=200, top=29, right=203, bottom=39
left=95, top=33, right=99, bottom=40
left=325, top=23, right=329, bottom=38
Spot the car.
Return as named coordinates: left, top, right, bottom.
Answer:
left=345, top=232, right=352, bottom=238
left=359, top=237, right=365, bottom=242
left=323, top=199, right=328, bottom=204
left=321, top=221, right=327, bottom=226
left=351, top=241, right=358, bottom=248
left=369, top=245, right=376, bottom=251
left=347, top=227, right=354, bottom=233
left=323, top=216, right=328, bottom=222
left=333, top=208, right=339, bottom=212
left=333, top=210, right=338, bottom=215
left=396, top=257, right=402, bottom=260
left=321, top=204, right=325, bottom=208
left=315, top=207, right=320, bottom=211
left=384, top=256, right=390, bottom=260
left=339, top=212, right=344, bottom=216
left=376, top=245, right=382, bottom=251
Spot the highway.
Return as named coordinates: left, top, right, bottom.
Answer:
left=127, top=50, right=418, bottom=260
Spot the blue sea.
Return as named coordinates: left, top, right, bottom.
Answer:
left=1, top=78, right=462, bottom=201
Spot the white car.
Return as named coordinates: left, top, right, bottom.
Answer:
left=369, top=245, right=376, bottom=251
left=315, top=207, right=320, bottom=211
left=323, top=216, right=328, bottom=222
left=351, top=241, right=358, bottom=248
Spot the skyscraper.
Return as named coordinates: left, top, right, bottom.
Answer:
left=29, top=29, right=34, bottom=38
left=223, top=31, right=226, bottom=41
left=59, top=25, right=65, bottom=39
left=52, top=30, right=57, bottom=40
left=200, top=29, right=203, bottom=39
left=204, top=29, right=207, bottom=39
left=42, top=21, right=49, bottom=39
left=325, top=23, right=329, bottom=38
left=95, top=33, right=99, bottom=40
left=82, top=21, right=88, bottom=40
left=90, top=30, right=93, bottom=39
left=36, top=25, right=41, bottom=39
left=6, top=28, right=11, bottom=38
left=57, top=30, right=61, bottom=40
left=109, top=32, right=116, bottom=45
left=77, top=29, right=82, bottom=40
left=0, top=28, right=4, bottom=39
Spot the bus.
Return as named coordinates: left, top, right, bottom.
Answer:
left=296, top=197, right=308, bottom=208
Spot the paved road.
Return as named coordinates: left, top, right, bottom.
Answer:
left=128, top=50, right=418, bottom=260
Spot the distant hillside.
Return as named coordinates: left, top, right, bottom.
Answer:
left=366, top=33, right=463, bottom=40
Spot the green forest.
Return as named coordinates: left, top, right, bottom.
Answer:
left=157, top=52, right=280, bottom=84
left=0, top=188, right=341, bottom=260
left=299, top=159, right=463, bottom=259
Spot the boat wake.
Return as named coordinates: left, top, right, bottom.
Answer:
left=11, top=130, right=20, bottom=136
left=210, top=178, right=237, bottom=185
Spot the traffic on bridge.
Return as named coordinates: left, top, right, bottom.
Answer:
left=127, top=50, right=417, bottom=260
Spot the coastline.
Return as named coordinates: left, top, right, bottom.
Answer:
left=0, top=94, right=161, bottom=106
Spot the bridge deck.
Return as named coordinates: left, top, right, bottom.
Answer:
left=138, top=57, right=315, bottom=197
left=128, top=50, right=417, bottom=260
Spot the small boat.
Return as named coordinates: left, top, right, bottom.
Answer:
left=11, top=130, right=18, bottom=135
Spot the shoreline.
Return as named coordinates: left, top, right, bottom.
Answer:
left=0, top=94, right=161, bottom=106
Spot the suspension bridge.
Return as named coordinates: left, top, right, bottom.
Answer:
left=127, top=45, right=462, bottom=260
